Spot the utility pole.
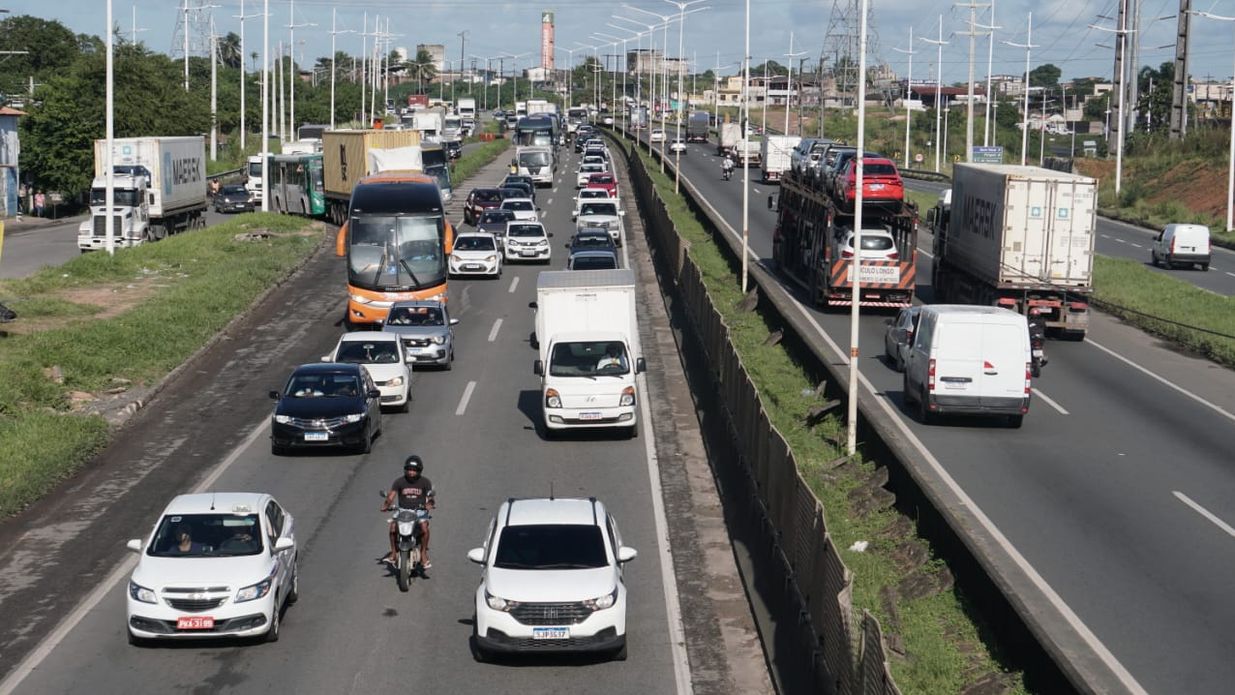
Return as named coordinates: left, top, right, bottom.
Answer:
left=360, top=12, right=369, bottom=126
left=1089, top=16, right=1133, bottom=194
left=742, top=0, right=750, bottom=293
left=329, top=9, right=355, bottom=130
left=130, top=4, right=148, bottom=45
left=761, top=61, right=768, bottom=137
left=981, top=0, right=1000, bottom=146
left=235, top=0, right=260, bottom=150
left=106, top=0, right=116, bottom=255
left=892, top=29, right=914, bottom=168
left=957, top=1, right=991, bottom=163
left=1006, top=13, right=1038, bottom=166
left=458, top=30, right=468, bottom=107
left=276, top=40, right=283, bottom=141
left=287, top=0, right=315, bottom=140
left=183, top=0, right=190, bottom=90
left=261, top=0, right=269, bottom=212
left=920, top=15, right=948, bottom=172
left=210, top=18, right=217, bottom=160
left=784, top=32, right=808, bottom=135
left=847, top=0, right=871, bottom=457
left=1169, top=0, right=1192, bottom=139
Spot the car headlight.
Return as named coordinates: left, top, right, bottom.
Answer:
left=422, top=292, right=446, bottom=303
left=386, top=376, right=404, bottom=387
left=274, top=414, right=292, bottom=424
left=129, top=580, right=157, bottom=604
left=349, top=294, right=373, bottom=305
left=583, top=587, right=619, bottom=611
left=545, top=388, right=561, bottom=408
left=485, top=255, right=497, bottom=263
left=342, top=413, right=366, bottom=423
left=620, top=386, right=636, bottom=407
left=485, top=590, right=519, bottom=612
left=431, top=335, right=447, bottom=345
left=236, top=568, right=277, bottom=603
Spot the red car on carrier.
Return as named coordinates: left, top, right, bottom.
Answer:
left=837, top=157, right=904, bottom=212
left=586, top=173, right=619, bottom=198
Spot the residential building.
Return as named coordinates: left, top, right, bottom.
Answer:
left=626, top=49, right=688, bottom=79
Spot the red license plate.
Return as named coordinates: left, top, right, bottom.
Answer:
left=176, top=616, right=215, bottom=630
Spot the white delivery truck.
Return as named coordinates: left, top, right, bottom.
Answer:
left=246, top=154, right=263, bottom=202
left=718, top=122, right=741, bottom=157
left=929, top=163, right=1097, bottom=338
left=457, top=97, right=476, bottom=120
left=531, top=269, right=645, bottom=438
left=78, top=136, right=208, bottom=252
left=759, top=135, right=799, bottom=183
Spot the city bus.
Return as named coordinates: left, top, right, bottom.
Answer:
left=334, top=172, right=456, bottom=328
left=267, top=153, right=326, bottom=217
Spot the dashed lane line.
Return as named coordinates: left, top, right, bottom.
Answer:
left=487, top=318, right=503, bottom=342
left=455, top=381, right=477, bottom=416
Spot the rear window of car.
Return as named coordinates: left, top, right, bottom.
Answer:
left=473, top=189, right=503, bottom=202
left=503, top=200, right=533, bottom=211
left=859, top=234, right=895, bottom=250
left=866, top=163, right=899, bottom=176
left=572, top=255, right=618, bottom=270
left=480, top=211, right=515, bottom=224
left=494, top=524, right=608, bottom=569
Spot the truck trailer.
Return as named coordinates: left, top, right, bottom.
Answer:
left=760, top=135, right=799, bottom=183
left=686, top=111, right=710, bottom=143
left=929, top=163, right=1096, bottom=338
left=321, top=129, right=422, bottom=224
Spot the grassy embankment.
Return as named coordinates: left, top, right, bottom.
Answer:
left=626, top=140, right=1026, bottom=693
left=452, top=137, right=511, bottom=184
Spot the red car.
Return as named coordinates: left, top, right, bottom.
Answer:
left=587, top=173, right=619, bottom=198
left=837, top=157, right=904, bottom=211
left=464, top=187, right=505, bottom=225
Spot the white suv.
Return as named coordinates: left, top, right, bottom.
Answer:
left=467, top=497, right=637, bottom=661
left=126, top=493, right=298, bottom=645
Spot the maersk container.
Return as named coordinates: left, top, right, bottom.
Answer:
left=947, top=163, right=1097, bottom=289
left=93, top=137, right=207, bottom=218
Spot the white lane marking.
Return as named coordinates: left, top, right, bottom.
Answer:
left=1084, top=338, right=1235, bottom=425
left=0, top=420, right=272, bottom=695
left=1032, top=388, right=1070, bottom=415
left=547, top=198, right=553, bottom=206
left=1100, top=234, right=1112, bottom=239
left=672, top=161, right=1150, bottom=694
left=1173, top=491, right=1235, bottom=539
left=508, top=276, right=520, bottom=293
left=1129, top=243, right=1142, bottom=248
left=455, top=380, right=477, bottom=416
left=487, top=318, right=503, bottom=342
left=1114, top=238, right=1127, bottom=244
left=1225, top=272, right=1235, bottom=278
left=752, top=187, right=762, bottom=194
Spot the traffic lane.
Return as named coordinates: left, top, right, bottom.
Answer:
left=11, top=154, right=679, bottom=694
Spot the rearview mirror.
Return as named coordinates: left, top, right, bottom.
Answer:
left=528, top=301, right=538, bottom=309
left=367, top=389, right=381, bottom=399
left=547, top=232, right=554, bottom=237
left=274, top=537, right=294, bottom=553
left=635, top=357, right=646, bottom=374
left=467, top=547, right=486, bottom=564
left=449, top=318, right=460, bottom=326
left=126, top=539, right=143, bottom=553
left=321, top=355, right=332, bottom=362
left=268, top=390, right=281, bottom=400
left=533, top=360, right=544, bottom=376
left=617, top=546, right=638, bottom=563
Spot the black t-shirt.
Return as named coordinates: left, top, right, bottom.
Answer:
left=391, top=475, right=434, bottom=510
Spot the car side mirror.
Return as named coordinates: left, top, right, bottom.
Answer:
left=274, top=537, right=294, bottom=553
left=547, top=232, right=554, bottom=237
left=321, top=354, right=332, bottom=362
left=449, top=318, right=460, bottom=326
left=126, top=538, right=143, bottom=553
left=467, top=547, right=486, bottom=564
left=367, top=389, right=381, bottom=399
left=767, top=195, right=774, bottom=210
left=617, top=546, right=638, bottom=563
left=528, top=301, right=538, bottom=309
left=533, top=360, right=544, bottom=376
left=635, top=357, right=646, bottom=374
left=268, top=390, right=281, bottom=400
left=618, top=210, right=626, bottom=216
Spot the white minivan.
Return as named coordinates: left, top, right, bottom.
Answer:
left=903, top=305, right=1031, bottom=428
left=1151, top=223, right=1211, bottom=271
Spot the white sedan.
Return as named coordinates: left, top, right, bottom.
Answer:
left=649, top=129, right=666, bottom=143
left=126, top=492, right=297, bottom=645
left=576, top=163, right=607, bottom=188
left=669, top=139, right=687, bottom=154
left=449, top=232, right=503, bottom=278
left=323, top=331, right=412, bottom=410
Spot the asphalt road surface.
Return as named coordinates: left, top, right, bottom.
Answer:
left=640, top=130, right=1235, bottom=694
left=0, top=148, right=693, bottom=695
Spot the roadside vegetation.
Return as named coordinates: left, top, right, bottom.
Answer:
left=626, top=142, right=1026, bottom=693
left=0, top=214, right=321, bottom=517
left=452, top=138, right=511, bottom=184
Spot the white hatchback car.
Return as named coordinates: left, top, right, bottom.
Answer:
left=835, top=226, right=900, bottom=261
left=500, top=197, right=539, bottom=222
left=126, top=492, right=297, bottom=645
left=468, top=497, right=636, bottom=661
left=322, top=331, right=412, bottom=411
left=449, top=231, right=503, bottom=278
left=504, top=221, right=552, bottom=263
left=576, top=163, right=607, bottom=188
left=649, top=129, right=666, bottom=143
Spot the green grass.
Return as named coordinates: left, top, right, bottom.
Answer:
left=1093, top=256, right=1235, bottom=367
left=452, top=138, right=511, bottom=185
left=631, top=143, right=1027, bottom=694
left=0, top=213, right=319, bottom=517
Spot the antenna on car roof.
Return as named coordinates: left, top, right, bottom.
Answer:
left=209, top=492, right=216, bottom=511
left=549, top=482, right=555, bottom=501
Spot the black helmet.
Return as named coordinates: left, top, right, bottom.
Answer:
left=403, top=455, right=424, bottom=472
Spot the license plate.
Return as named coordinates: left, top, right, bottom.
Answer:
left=177, top=616, right=214, bottom=630
left=304, top=432, right=329, bottom=442
left=869, top=184, right=884, bottom=190
left=532, top=627, right=569, bottom=640
left=521, top=250, right=537, bottom=257
left=465, top=264, right=482, bottom=270
left=578, top=412, right=603, bottom=421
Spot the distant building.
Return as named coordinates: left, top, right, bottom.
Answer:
left=416, top=43, right=446, bottom=72
left=626, top=49, right=688, bottom=80
left=0, top=107, right=23, bottom=218
left=540, top=11, right=555, bottom=71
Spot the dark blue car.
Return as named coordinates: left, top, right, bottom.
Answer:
left=269, top=363, right=382, bottom=455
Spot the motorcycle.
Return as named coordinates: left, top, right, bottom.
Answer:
left=380, top=492, right=429, bottom=592
left=722, top=166, right=733, bottom=181
left=1028, top=318, right=1047, bottom=377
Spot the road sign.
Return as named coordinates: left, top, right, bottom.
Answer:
left=971, top=146, right=1004, bottom=164
left=914, top=153, right=924, bottom=163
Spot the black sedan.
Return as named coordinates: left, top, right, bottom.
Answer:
left=213, top=184, right=254, bottom=213
left=269, top=363, right=383, bottom=455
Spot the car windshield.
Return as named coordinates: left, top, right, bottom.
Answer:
left=580, top=203, right=618, bottom=217
left=480, top=211, right=515, bottom=225
left=455, top=236, right=496, bottom=250
left=386, top=306, right=444, bottom=326
left=581, top=164, right=604, bottom=173
left=347, top=214, right=446, bottom=291
left=148, top=513, right=263, bottom=557
left=247, top=161, right=262, bottom=177
left=493, top=524, right=608, bottom=570
left=336, top=341, right=400, bottom=364
left=549, top=340, right=630, bottom=377
left=572, top=255, right=617, bottom=271
left=589, top=175, right=614, bottom=185
left=508, top=224, right=544, bottom=238
left=284, top=372, right=362, bottom=398
left=519, top=151, right=551, bottom=167
left=865, top=163, right=899, bottom=176
left=221, top=185, right=248, bottom=196
left=473, top=189, right=503, bottom=202
left=503, top=200, right=533, bottom=212
left=89, top=188, right=142, bottom=207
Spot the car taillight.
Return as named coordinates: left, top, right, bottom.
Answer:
left=1025, top=363, right=1033, bottom=392
left=927, top=358, right=936, bottom=392
left=841, top=249, right=854, bottom=259
left=887, top=250, right=899, bottom=260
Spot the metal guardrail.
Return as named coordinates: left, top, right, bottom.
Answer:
left=206, top=167, right=243, bottom=182
left=899, top=168, right=951, bottom=183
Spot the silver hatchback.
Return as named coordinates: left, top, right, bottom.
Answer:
left=382, top=300, right=459, bottom=370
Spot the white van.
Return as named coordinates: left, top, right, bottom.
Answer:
left=903, top=305, right=1031, bottom=428
left=1151, top=224, right=1211, bottom=271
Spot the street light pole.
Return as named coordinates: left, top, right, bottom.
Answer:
left=983, top=0, right=1000, bottom=146
left=105, top=0, right=115, bottom=255
left=784, top=32, right=808, bottom=135
left=329, top=10, right=355, bottom=130
left=957, top=1, right=992, bottom=163
left=1006, top=13, right=1038, bottom=166
left=847, top=0, right=872, bottom=456
left=662, top=0, right=710, bottom=193
left=261, top=0, right=269, bottom=212
left=920, top=16, right=949, bottom=173
left=892, top=29, right=914, bottom=169
left=235, top=0, right=261, bottom=150
left=743, top=0, right=750, bottom=292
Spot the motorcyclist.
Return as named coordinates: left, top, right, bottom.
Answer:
left=1027, top=307, right=1048, bottom=374
left=382, top=455, right=436, bottom=569
left=722, top=154, right=735, bottom=180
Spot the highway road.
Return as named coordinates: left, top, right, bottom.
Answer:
left=0, top=146, right=732, bottom=694
left=639, top=129, right=1235, bottom=693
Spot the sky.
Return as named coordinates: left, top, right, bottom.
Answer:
left=7, top=0, right=1235, bottom=87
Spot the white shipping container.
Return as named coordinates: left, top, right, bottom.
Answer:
left=949, top=163, right=1097, bottom=288
left=719, top=123, right=742, bottom=150
left=535, top=269, right=638, bottom=366
left=760, top=135, right=799, bottom=180
left=93, top=137, right=207, bottom=217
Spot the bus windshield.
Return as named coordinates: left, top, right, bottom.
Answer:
left=347, top=214, right=446, bottom=292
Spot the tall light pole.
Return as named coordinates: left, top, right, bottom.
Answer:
left=920, top=16, right=949, bottom=172
left=606, top=24, right=643, bottom=135
left=261, top=0, right=269, bottom=212
left=981, top=1, right=1000, bottom=146
left=457, top=30, right=468, bottom=104
left=329, top=9, right=355, bottom=130
left=555, top=46, right=581, bottom=113
left=743, top=0, right=750, bottom=292
left=614, top=14, right=662, bottom=135
left=1008, top=13, right=1039, bottom=166
left=1191, top=9, right=1235, bottom=231
left=130, top=5, right=147, bottom=45
left=359, top=11, right=368, bottom=126
left=784, top=32, right=808, bottom=135
left=182, top=0, right=190, bottom=91
left=235, top=0, right=261, bottom=150
left=287, top=0, right=314, bottom=138
left=846, top=0, right=872, bottom=456
left=892, top=29, right=915, bottom=169
left=105, top=0, right=115, bottom=255
left=1088, top=17, right=1134, bottom=195
left=662, top=0, right=710, bottom=192
left=210, top=18, right=218, bottom=160
left=957, top=1, right=992, bottom=163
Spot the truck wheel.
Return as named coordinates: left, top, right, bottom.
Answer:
left=1200, top=262, right=1209, bottom=271
left=1150, top=250, right=1160, bottom=267
left=1006, top=414, right=1024, bottom=429
left=917, top=388, right=936, bottom=425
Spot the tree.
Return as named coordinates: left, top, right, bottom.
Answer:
left=1029, top=63, right=1061, bottom=88
left=0, top=16, right=87, bottom=95
left=408, top=48, right=437, bottom=90
left=218, top=32, right=242, bottom=70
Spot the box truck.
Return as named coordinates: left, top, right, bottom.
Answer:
left=531, top=269, right=645, bottom=438
left=718, top=122, right=741, bottom=157
left=321, top=129, right=423, bottom=224
left=77, top=136, right=207, bottom=252
left=929, top=163, right=1097, bottom=338
left=686, top=111, right=710, bottom=143
left=759, top=135, right=799, bottom=183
